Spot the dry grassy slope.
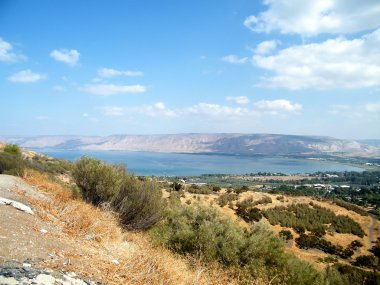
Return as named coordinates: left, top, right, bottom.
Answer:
left=174, top=187, right=380, bottom=268
left=1, top=171, right=246, bottom=285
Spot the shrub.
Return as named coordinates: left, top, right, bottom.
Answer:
left=279, top=230, right=293, bottom=241
left=217, top=193, right=238, bottom=207
left=152, top=204, right=323, bottom=284
left=333, top=199, right=368, bottom=216
left=0, top=152, right=25, bottom=176
left=349, top=240, right=363, bottom=250
left=235, top=185, right=249, bottom=194
left=3, top=144, right=22, bottom=157
left=112, top=176, right=164, bottom=230
left=187, top=185, right=213, bottom=194
left=72, top=157, right=125, bottom=205
left=72, top=157, right=164, bottom=230
left=331, top=263, right=380, bottom=285
left=212, top=186, right=221, bottom=192
left=173, top=182, right=182, bottom=191
left=151, top=205, right=245, bottom=265
left=354, top=255, right=376, bottom=268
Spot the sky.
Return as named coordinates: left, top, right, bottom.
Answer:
left=0, top=0, right=379, bottom=139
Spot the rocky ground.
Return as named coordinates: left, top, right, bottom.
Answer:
left=0, top=175, right=100, bottom=285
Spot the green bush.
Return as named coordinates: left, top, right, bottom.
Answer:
left=0, top=152, right=25, bottom=177
left=217, top=193, right=238, bottom=207
left=151, top=204, right=323, bottom=284
left=112, top=176, right=164, bottom=230
left=354, top=255, right=376, bottom=268
left=187, top=185, right=213, bottom=194
left=279, top=230, right=293, bottom=241
left=152, top=205, right=245, bottom=265
left=72, top=157, right=164, bottom=230
left=3, top=144, right=22, bottom=157
left=72, top=157, right=125, bottom=205
left=212, top=186, right=221, bottom=192
left=331, top=263, right=380, bottom=285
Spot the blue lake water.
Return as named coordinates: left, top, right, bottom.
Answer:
left=33, top=149, right=363, bottom=176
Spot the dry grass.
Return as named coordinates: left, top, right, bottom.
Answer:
left=20, top=169, right=253, bottom=285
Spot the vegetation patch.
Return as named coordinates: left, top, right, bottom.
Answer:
left=151, top=204, right=322, bottom=284
left=263, top=203, right=365, bottom=237
left=72, top=157, right=164, bottom=230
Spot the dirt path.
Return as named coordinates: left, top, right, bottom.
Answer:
left=369, top=215, right=377, bottom=246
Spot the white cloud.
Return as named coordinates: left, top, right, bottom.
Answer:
left=99, top=98, right=303, bottom=119
left=50, top=49, right=80, bottom=66
left=98, top=68, right=143, bottom=77
left=253, top=29, right=380, bottom=89
left=100, top=102, right=175, bottom=117
left=254, top=99, right=302, bottom=113
left=8, top=70, right=46, bottom=83
left=255, top=40, right=278, bottom=55
left=183, top=103, right=250, bottom=117
left=365, top=102, right=380, bottom=112
left=222, top=55, right=248, bottom=64
left=82, top=113, right=89, bottom=117
left=226, top=96, right=250, bottom=105
left=244, top=0, right=380, bottom=35
left=0, top=38, right=25, bottom=62
left=80, top=84, right=146, bottom=96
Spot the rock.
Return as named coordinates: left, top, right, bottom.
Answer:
left=0, top=197, right=34, bottom=215
left=34, top=273, right=56, bottom=284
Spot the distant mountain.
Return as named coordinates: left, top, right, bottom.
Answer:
left=1, top=134, right=379, bottom=158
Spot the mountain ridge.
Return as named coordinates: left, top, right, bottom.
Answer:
left=2, top=133, right=380, bottom=158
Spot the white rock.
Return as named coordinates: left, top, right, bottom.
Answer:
left=40, top=228, right=48, bottom=234
left=0, top=197, right=34, bottom=215
left=34, top=274, right=56, bottom=285
left=22, top=263, right=32, bottom=267
left=111, top=259, right=120, bottom=265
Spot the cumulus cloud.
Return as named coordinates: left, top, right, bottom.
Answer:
left=100, top=102, right=175, bottom=117
left=254, top=40, right=278, bottom=55
left=254, top=99, right=302, bottom=113
left=253, top=29, right=380, bottom=89
left=98, top=68, right=143, bottom=77
left=100, top=99, right=303, bottom=119
left=183, top=103, right=250, bottom=117
left=50, top=49, right=80, bottom=66
left=0, top=38, right=25, bottom=62
left=8, top=70, right=46, bottom=83
left=244, top=0, right=380, bottom=35
left=222, top=55, right=248, bottom=64
left=226, top=96, right=250, bottom=105
left=79, top=84, right=146, bottom=96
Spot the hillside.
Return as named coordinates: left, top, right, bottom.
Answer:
left=1, top=146, right=380, bottom=284
left=2, top=133, right=380, bottom=158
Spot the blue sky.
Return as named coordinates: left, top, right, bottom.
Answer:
left=0, top=0, right=379, bottom=139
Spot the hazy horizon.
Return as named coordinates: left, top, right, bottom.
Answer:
left=1, top=1, right=379, bottom=139
left=2, top=132, right=380, bottom=142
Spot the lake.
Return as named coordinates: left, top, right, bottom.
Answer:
left=33, top=149, right=364, bottom=176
